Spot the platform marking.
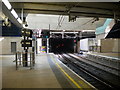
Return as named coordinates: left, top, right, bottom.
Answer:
left=78, top=80, right=91, bottom=89
left=55, top=54, right=97, bottom=89
left=50, top=55, right=82, bottom=89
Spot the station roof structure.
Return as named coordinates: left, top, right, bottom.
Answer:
left=1, top=1, right=120, bottom=31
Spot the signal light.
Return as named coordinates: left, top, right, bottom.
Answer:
left=61, top=44, right=64, bottom=46
left=74, top=40, right=76, bottom=43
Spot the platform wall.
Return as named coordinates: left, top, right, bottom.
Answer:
left=0, top=37, right=22, bottom=55
left=101, top=38, right=120, bottom=53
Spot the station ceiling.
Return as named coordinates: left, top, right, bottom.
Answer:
left=11, top=2, right=120, bottom=19
left=2, top=1, right=120, bottom=31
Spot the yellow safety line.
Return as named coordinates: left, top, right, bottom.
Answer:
left=78, top=80, right=90, bottom=88
left=50, top=55, right=82, bottom=89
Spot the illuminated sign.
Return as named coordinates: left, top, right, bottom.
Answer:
left=21, top=29, right=33, bottom=38
left=21, top=40, right=32, bottom=47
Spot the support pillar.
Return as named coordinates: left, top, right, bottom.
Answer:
left=114, top=11, right=118, bottom=24
left=47, top=38, right=49, bottom=53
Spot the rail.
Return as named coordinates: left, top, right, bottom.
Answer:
left=59, top=54, right=119, bottom=89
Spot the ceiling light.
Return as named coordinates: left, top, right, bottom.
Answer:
left=2, top=0, right=12, bottom=10
left=17, top=18, right=22, bottom=24
left=11, top=9, right=18, bottom=19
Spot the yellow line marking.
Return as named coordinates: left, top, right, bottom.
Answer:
left=78, top=80, right=90, bottom=88
left=50, top=55, right=82, bottom=89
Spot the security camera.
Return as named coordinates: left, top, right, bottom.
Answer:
left=25, top=24, right=28, bottom=27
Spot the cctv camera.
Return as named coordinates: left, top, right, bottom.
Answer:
left=25, top=24, right=28, bottom=27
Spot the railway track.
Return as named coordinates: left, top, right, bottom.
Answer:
left=57, top=54, right=119, bottom=90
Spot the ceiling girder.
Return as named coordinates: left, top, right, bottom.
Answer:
left=11, top=2, right=120, bottom=19
left=15, top=9, right=120, bottom=19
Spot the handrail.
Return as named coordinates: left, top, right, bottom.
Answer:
left=15, top=51, right=35, bottom=70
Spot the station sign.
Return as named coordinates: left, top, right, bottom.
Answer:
left=21, top=40, right=32, bottom=47
left=21, top=29, right=33, bottom=38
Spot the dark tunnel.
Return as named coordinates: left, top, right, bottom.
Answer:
left=49, top=38, right=75, bottom=54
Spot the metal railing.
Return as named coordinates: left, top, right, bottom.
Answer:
left=15, top=51, right=35, bottom=70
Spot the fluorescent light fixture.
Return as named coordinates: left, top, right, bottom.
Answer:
left=2, top=0, right=12, bottom=10
left=11, top=9, right=18, bottom=19
left=17, top=18, right=22, bottom=24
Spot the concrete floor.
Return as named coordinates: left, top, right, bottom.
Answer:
left=1, top=53, right=95, bottom=89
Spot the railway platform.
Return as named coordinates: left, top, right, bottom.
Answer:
left=1, top=53, right=96, bottom=89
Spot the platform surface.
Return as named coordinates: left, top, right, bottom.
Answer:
left=89, top=52, right=120, bottom=59
left=1, top=53, right=96, bottom=89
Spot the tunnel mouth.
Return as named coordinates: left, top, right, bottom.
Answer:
left=49, top=38, right=75, bottom=54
